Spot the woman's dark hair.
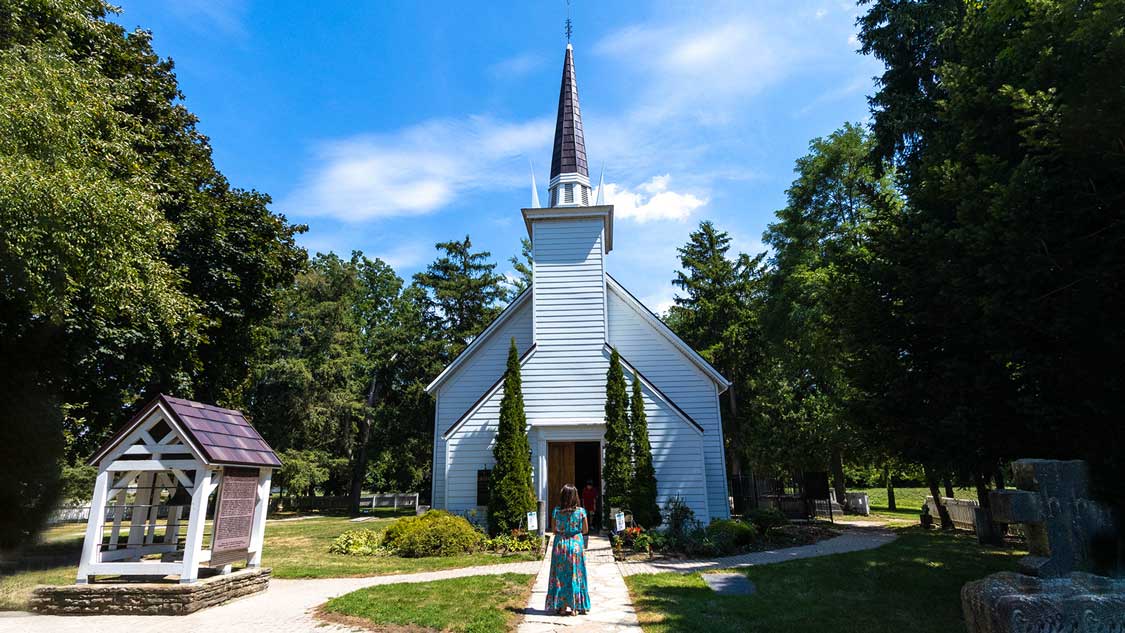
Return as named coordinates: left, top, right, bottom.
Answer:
left=559, top=484, right=579, bottom=511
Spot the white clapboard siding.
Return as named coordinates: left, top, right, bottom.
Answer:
left=532, top=218, right=606, bottom=347
left=443, top=352, right=709, bottom=519
left=606, top=287, right=730, bottom=519
left=432, top=300, right=533, bottom=509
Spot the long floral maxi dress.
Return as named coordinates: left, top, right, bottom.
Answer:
left=545, top=507, right=591, bottom=612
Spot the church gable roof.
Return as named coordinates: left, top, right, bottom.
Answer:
left=606, top=274, right=731, bottom=391
left=425, top=288, right=530, bottom=394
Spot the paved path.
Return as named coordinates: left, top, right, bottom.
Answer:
left=0, top=560, right=541, bottom=633
left=1, top=527, right=895, bottom=633
left=520, top=535, right=642, bottom=633
left=617, top=526, right=897, bottom=576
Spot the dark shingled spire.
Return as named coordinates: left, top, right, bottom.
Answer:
left=550, top=45, right=588, bottom=179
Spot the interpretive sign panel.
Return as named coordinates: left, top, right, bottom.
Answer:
left=614, top=511, right=626, bottom=532
left=526, top=511, right=538, bottom=532
left=210, top=467, right=258, bottom=566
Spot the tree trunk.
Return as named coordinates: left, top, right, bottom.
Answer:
left=994, top=466, right=1006, bottom=490
left=830, top=448, right=847, bottom=510
left=943, top=477, right=955, bottom=499
left=349, top=374, right=380, bottom=515
left=975, top=470, right=1004, bottom=545
left=925, top=466, right=954, bottom=530
left=883, top=464, right=897, bottom=511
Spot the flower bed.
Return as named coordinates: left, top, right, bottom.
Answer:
left=611, top=499, right=839, bottom=561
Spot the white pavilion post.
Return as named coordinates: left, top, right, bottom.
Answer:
left=248, top=467, right=272, bottom=567
left=179, top=468, right=213, bottom=583
left=75, top=469, right=110, bottom=584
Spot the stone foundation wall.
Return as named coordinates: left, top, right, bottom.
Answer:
left=30, top=567, right=270, bottom=615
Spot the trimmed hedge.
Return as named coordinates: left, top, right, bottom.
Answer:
left=384, top=510, right=483, bottom=558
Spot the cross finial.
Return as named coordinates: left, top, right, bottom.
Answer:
left=565, top=0, right=572, bottom=42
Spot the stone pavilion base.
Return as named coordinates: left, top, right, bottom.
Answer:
left=30, top=567, right=271, bottom=616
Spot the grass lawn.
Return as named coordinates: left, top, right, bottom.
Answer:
left=264, top=516, right=538, bottom=579
left=853, top=486, right=973, bottom=523
left=625, top=528, right=1024, bottom=633
left=320, top=572, right=534, bottom=633
left=0, top=512, right=537, bottom=611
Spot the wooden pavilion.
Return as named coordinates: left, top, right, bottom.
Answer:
left=77, top=395, right=280, bottom=584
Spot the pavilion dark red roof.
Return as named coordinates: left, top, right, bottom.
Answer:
left=161, top=395, right=281, bottom=468
left=89, top=394, right=281, bottom=468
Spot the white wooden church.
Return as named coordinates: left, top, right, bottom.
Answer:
left=427, top=43, right=731, bottom=522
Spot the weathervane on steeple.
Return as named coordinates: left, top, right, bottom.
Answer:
left=565, top=0, right=573, bottom=42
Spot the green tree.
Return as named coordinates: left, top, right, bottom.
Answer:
left=0, top=27, right=199, bottom=546
left=488, top=338, right=535, bottom=534
left=414, top=236, right=508, bottom=354
left=628, top=376, right=661, bottom=528
left=603, top=347, right=632, bottom=524
left=508, top=237, right=533, bottom=295
left=857, top=0, right=1125, bottom=519
left=668, top=221, right=767, bottom=478
left=0, top=0, right=303, bottom=545
left=761, top=123, right=900, bottom=504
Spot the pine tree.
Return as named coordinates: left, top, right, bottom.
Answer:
left=602, top=347, right=632, bottom=525
left=413, top=235, right=508, bottom=355
left=488, top=338, right=535, bottom=535
left=629, top=376, right=661, bottom=528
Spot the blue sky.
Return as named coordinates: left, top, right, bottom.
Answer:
left=112, top=0, right=881, bottom=313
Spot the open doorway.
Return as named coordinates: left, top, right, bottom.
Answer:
left=546, top=441, right=602, bottom=525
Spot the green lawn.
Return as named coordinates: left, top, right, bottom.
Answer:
left=852, top=486, right=972, bottom=523
left=0, top=513, right=537, bottom=611
left=625, top=529, right=1023, bottom=633
left=320, top=573, right=534, bottom=633
left=263, top=516, right=538, bottom=579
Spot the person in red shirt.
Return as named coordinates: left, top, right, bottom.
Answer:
left=581, top=480, right=598, bottom=520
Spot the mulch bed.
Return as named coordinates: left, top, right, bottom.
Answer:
left=614, top=524, right=841, bottom=562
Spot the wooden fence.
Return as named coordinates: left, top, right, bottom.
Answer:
left=923, top=495, right=979, bottom=530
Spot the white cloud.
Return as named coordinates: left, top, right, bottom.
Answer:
left=600, top=175, right=708, bottom=223
left=816, top=8, right=828, bottom=19
left=488, top=52, right=544, bottom=78
left=282, top=116, right=552, bottom=222
left=594, top=20, right=789, bottom=124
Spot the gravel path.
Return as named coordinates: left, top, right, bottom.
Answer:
left=616, top=526, right=897, bottom=576
left=0, top=560, right=541, bottom=633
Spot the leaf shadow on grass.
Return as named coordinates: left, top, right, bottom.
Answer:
left=628, top=530, right=1025, bottom=633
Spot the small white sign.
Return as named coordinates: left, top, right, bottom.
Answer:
left=526, top=511, right=538, bottom=532
left=614, top=511, right=626, bottom=532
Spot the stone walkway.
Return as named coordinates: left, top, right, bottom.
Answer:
left=617, top=526, right=897, bottom=576
left=0, top=527, right=896, bottom=633
left=0, top=560, right=541, bottom=633
left=520, top=535, right=642, bottom=633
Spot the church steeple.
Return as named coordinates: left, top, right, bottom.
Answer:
left=548, top=44, right=592, bottom=207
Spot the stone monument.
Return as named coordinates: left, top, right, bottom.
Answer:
left=961, top=459, right=1124, bottom=633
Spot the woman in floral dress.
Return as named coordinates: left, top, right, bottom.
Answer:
left=546, top=483, right=590, bottom=615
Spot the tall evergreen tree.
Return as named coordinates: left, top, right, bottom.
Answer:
left=508, top=237, right=533, bottom=295
left=668, top=221, right=767, bottom=477
left=629, top=376, right=661, bottom=528
left=488, top=338, right=535, bottom=535
left=413, top=235, right=507, bottom=355
left=602, top=347, right=632, bottom=524
left=858, top=0, right=1125, bottom=515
